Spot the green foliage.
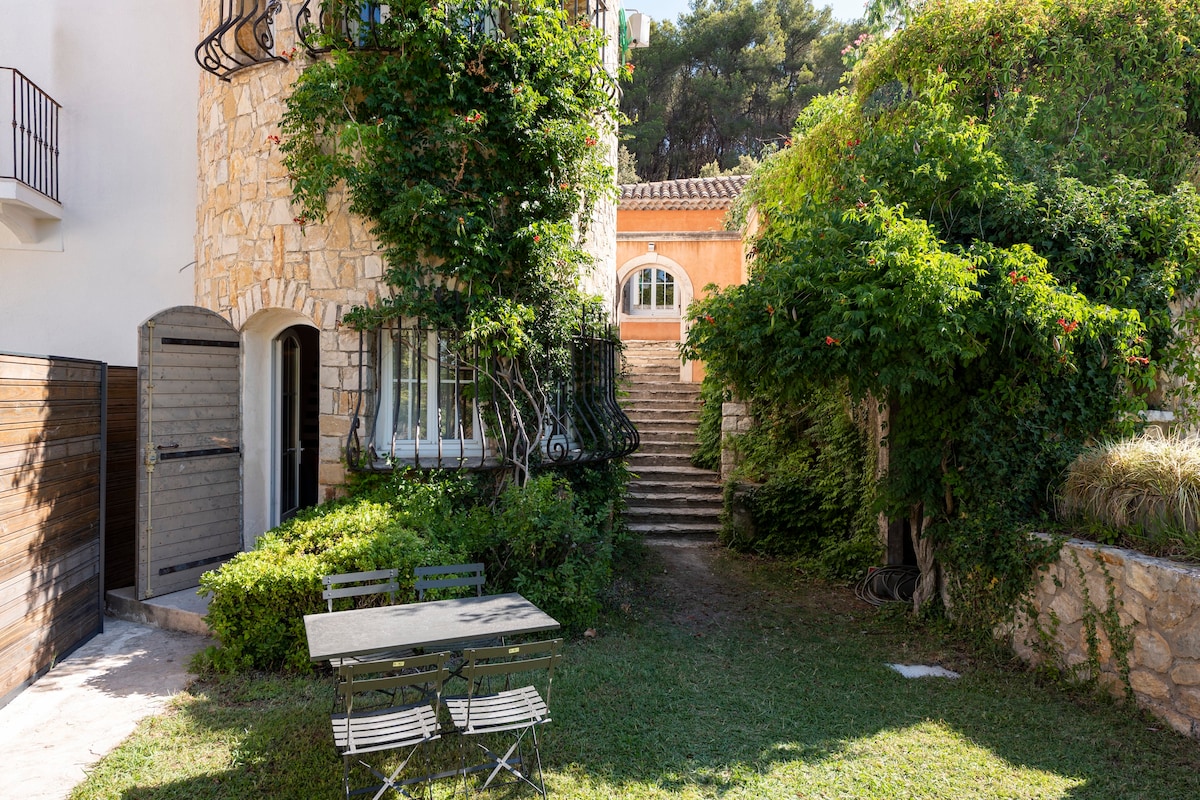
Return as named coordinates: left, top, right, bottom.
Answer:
left=620, top=0, right=859, bottom=180
left=687, top=1, right=1200, bottom=630
left=281, top=0, right=618, bottom=367
left=856, top=0, right=1200, bottom=191
left=720, top=381, right=881, bottom=579
left=199, top=466, right=627, bottom=672
left=691, top=376, right=728, bottom=471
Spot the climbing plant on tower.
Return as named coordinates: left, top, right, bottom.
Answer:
left=277, top=0, right=624, bottom=479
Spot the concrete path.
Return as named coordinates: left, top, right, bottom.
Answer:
left=0, top=617, right=211, bottom=800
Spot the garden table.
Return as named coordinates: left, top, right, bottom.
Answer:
left=303, top=592, right=560, bottom=664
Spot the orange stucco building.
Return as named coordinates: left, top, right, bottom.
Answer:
left=615, top=175, right=749, bottom=381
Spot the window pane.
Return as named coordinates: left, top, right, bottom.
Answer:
left=393, top=329, right=421, bottom=440
left=656, top=270, right=675, bottom=308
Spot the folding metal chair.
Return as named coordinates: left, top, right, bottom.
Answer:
left=323, top=568, right=400, bottom=611
left=444, top=639, right=564, bottom=799
left=413, top=563, right=485, bottom=601
left=331, top=652, right=451, bottom=800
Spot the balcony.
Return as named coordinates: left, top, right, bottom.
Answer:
left=0, top=68, right=61, bottom=246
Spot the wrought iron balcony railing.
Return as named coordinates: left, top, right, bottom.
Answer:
left=196, top=0, right=287, bottom=81
left=347, top=311, right=638, bottom=476
left=1, top=68, right=60, bottom=203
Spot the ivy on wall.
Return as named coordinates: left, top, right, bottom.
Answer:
left=280, top=0, right=622, bottom=364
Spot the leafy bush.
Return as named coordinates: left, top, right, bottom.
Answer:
left=721, top=381, right=881, bottom=579
left=1059, top=432, right=1200, bottom=561
left=199, top=466, right=628, bottom=672
left=692, top=376, right=729, bottom=471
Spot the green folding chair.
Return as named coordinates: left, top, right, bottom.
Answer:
left=444, top=639, right=563, bottom=799
left=331, top=652, right=450, bottom=800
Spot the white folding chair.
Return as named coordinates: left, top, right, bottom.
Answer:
left=413, top=563, right=485, bottom=601
left=331, top=652, right=450, bottom=800
left=444, top=639, right=563, bottom=799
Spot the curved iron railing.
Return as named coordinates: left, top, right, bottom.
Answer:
left=196, top=0, right=286, bottom=81
left=347, top=311, right=638, bottom=475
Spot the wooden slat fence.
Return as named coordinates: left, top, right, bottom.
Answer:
left=0, top=352, right=105, bottom=706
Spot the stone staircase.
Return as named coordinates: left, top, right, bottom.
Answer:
left=621, top=341, right=723, bottom=538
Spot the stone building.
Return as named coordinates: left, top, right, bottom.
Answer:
left=2, top=0, right=638, bottom=601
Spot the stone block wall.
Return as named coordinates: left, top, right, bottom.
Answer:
left=720, top=400, right=752, bottom=480
left=1012, top=536, right=1200, bottom=739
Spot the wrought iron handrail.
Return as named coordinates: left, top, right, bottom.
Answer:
left=1, top=68, right=60, bottom=203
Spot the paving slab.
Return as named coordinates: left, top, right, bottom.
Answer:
left=0, top=617, right=211, bottom=800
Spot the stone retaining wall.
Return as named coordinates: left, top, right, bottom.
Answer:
left=1012, top=536, right=1200, bottom=738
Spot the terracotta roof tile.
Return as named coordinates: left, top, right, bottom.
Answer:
left=619, top=175, right=750, bottom=210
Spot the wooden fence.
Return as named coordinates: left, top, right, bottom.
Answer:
left=0, top=352, right=106, bottom=705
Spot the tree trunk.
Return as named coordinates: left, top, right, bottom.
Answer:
left=910, top=506, right=941, bottom=615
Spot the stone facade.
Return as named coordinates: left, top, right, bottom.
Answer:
left=720, top=401, right=752, bottom=480
left=193, top=0, right=620, bottom=512
left=1012, top=536, right=1200, bottom=739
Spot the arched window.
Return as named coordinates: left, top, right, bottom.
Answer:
left=623, top=267, right=678, bottom=316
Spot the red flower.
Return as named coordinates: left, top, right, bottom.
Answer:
left=625, top=63, right=635, bottom=75
left=585, top=136, right=598, bottom=147
left=1057, top=318, right=1078, bottom=334
left=704, top=314, right=715, bottom=324
left=825, top=336, right=839, bottom=346
left=292, top=215, right=308, bottom=226
left=1009, top=271, right=1028, bottom=285
left=533, top=235, right=541, bottom=243
left=267, top=134, right=281, bottom=145
left=767, top=304, right=774, bottom=315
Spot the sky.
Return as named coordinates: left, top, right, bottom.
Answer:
left=625, top=0, right=869, bottom=25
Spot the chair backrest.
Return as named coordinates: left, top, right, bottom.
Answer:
left=459, top=638, right=564, bottom=704
left=322, top=568, right=399, bottom=612
left=413, top=562, right=485, bottom=601
left=337, top=651, right=451, bottom=716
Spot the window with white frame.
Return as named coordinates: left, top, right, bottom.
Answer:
left=623, top=267, right=679, bottom=316
left=373, top=328, right=483, bottom=461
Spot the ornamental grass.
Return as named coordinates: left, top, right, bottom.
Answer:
left=1058, top=430, right=1200, bottom=560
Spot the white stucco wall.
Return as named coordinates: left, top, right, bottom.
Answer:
left=0, top=2, right=198, bottom=366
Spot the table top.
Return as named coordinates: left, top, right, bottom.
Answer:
left=303, top=592, right=561, bottom=663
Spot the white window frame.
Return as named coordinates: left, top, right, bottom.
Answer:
left=373, top=328, right=484, bottom=461
left=623, top=266, right=680, bottom=317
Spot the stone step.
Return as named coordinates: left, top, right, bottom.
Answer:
left=624, top=409, right=700, bottom=424
left=628, top=429, right=696, bottom=444
left=636, top=440, right=698, bottom=456
left=626, top=494, right=724, bottom=513
left=629, top=462, right=721, bottom=478
left=627, top=520, right=721, bottom=536
left=624, top=383, right=701, bottom=396
left=628, top=479, right=723, bottom=496
left=624, top=402, right=700, bottom=417
left=627, top=451, right=699, bottom=468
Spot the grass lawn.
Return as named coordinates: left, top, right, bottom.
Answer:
left=70, top=541, right=1200, bottom=800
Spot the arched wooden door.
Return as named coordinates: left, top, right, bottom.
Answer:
left=136, top=307, right=242, bottom=599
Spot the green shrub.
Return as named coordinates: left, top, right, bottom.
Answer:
left=722, top=382, right=880, bottom=578
left=692, top=377, right=729, bottom=471
left=199, top=466, right=628, bottom=672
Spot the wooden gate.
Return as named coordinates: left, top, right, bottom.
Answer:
left=0, top=353, right=105, bottom=704
left=137, top=307, right=242, bottom=600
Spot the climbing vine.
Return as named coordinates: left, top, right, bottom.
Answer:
left=280, top=0, right=621, bottom=363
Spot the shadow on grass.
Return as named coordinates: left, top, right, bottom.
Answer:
left=545, top=543, right=1200, bottom=799
left=85, top=541, right=1200, bottom=800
